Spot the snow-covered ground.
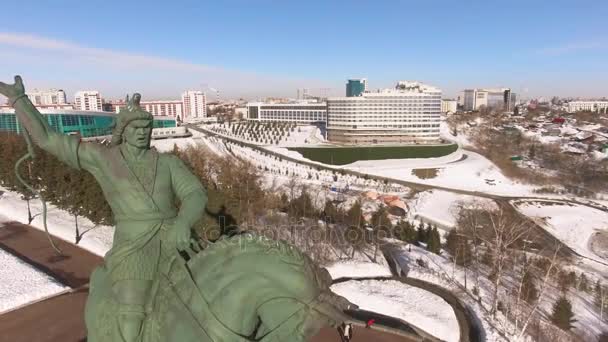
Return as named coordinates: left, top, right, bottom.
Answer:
left=151, top=128, right=209, bottom=152
left=324, top=255, right=392, bottom=280
left=332, top=279, right=459, bottom=342
left=0, top=246, right=68, bottom=314
left=407, top=190, right=498, bottom=230
left=0, top=187, right=113, bottom=257
left=514, top=200, right=608, bottom=264
left=346, top=150, right=536, bottom=197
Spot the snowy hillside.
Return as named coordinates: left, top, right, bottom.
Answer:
left=514, top=200, right=608, bottom=264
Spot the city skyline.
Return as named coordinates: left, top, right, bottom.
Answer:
left=0, top=0, right=606, bottom=101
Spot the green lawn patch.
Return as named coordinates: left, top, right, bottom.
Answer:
left=288, top=144, right=458, bottom=165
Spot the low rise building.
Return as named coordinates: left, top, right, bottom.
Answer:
left=567, top=101, right=608, bottom=113
left=441, top=99, right=458, bottom=114
left=0, top=108, right=175, bottom=138
left=246, top=101, right=327, bottom=124
left=141, top=100, right=184, bottom=120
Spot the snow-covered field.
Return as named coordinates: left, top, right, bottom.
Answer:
left=346, top=150, right=536, bottom=197
left=324, top=253, right=392, bottom=280
left=151, top=129, right=208, bottom=152
left=0, top=187, right=113, bottom=257
left=0, top=247, right=68, bottom=314
left=332, top=279, right=460, bottom=342
left=514, top=200, right=608, bottom=264
left=408, top=190, right=498, bottom=230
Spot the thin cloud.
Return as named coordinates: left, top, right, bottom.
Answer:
left=0, top=32, right=332, bottom=99
left=536, top=41, right=605, bottom=56
left=0, top=32, right=219, bottom=73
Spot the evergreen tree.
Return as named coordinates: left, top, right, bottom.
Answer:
left=595, top=281, right=607, bottom=312
left=550, top=296, right=576, bottom=331
left=579, top=273, right=589, bottom=293
left=288, top=189, right=315, bottom=219
left=322, top=200, right=339, bottom=224
left=426, top=226, right=441, bottom=254
left=445, top=229, right=472, bottom=266
left=345, top=202, right=367, bottom=256
left=520, top=271, right=539, bottom=304
left=558, top=270, right=577, bottom=293
left=394, top=221, right=417, bottom=243
left=371, top=206, right=392, bottom=234
left=424, top=224, right=432, bottom=242
left=346, top=201, right=365, bottom=229
left=416, top=222, right=428, bottom=243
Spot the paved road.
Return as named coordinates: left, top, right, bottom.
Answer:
left=380, top=244, right=484, bottom=342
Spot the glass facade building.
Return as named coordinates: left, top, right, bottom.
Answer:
left=0, top=109, right=175, bottom=138
left=346, top=79, right=367, bottom=97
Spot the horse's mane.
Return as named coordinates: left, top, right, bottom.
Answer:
left=200, top=232, right=310, bottom=268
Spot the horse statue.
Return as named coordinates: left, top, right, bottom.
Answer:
left=86, top=233, right=355, bottom=341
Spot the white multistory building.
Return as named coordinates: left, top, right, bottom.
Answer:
left=181, top=90, right=207, bottom=120
left=246, top=101, right=327, bottom=124
left=326, top=81, right=442, bottom=144
left=441, top=99, right=458, bottom=114
left=141, top=100, right=184, bottom=120
left=26, top=89, right=67, bottom=106
left=463, top=88, right=516, bottom=111
left=297, top=88, right=310, bottom=100
left=567, top=101, right=608, bottom=113
left=74, top=91, right=103, bottom=111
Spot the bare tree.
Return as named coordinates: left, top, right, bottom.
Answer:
left=460, top=203, right=532, bottom=315
left=516, top=247, right=561, bottom=340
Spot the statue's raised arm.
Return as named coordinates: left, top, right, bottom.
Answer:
left=0, top=75, right=82, bottom=169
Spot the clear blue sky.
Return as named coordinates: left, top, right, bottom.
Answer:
left=0, top=0, right=606, bottom=100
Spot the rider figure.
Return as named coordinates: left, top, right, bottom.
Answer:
left=0, top=76, right=207, bottom=342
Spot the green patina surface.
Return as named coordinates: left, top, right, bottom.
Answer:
left=289, top=144, right=458, bottom=165
left=1, top=75, right=353, bottom=342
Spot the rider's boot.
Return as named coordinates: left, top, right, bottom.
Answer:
left=117, top=304, right=146, bottom=342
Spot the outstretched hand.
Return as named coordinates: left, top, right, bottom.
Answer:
left=0, top=75, right=25, bottom=99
